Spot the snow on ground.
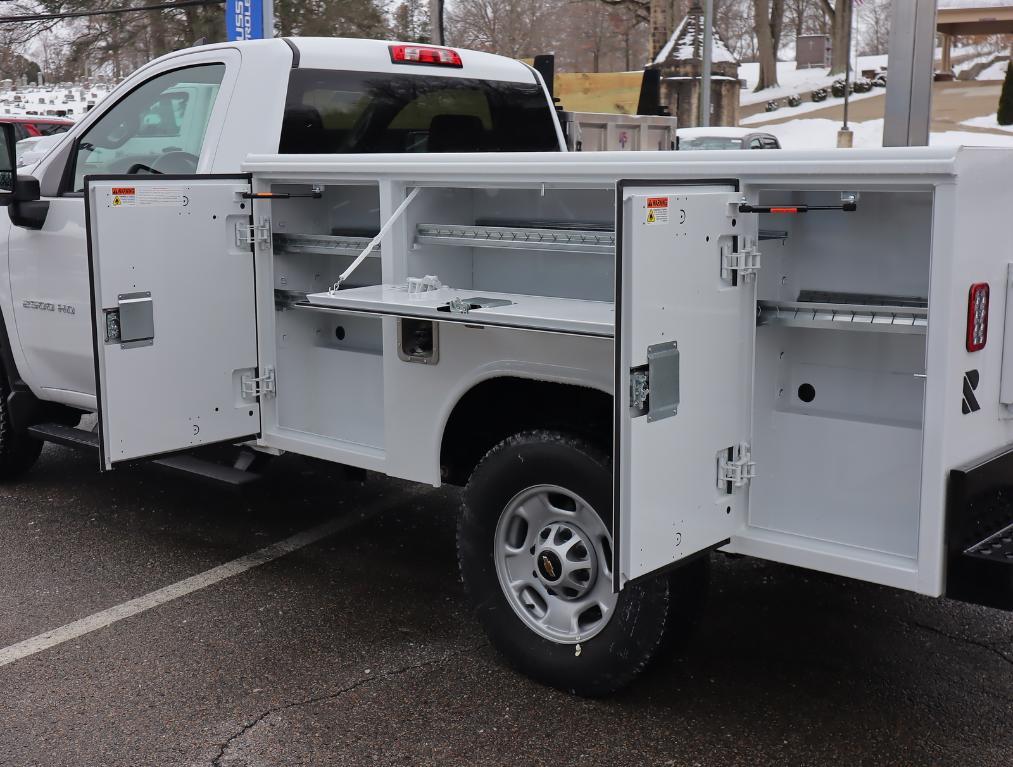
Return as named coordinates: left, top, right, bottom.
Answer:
left=739, top=55, right=888, bottom=106
left=741, top=43, right=1003, bottom=109
left=961, top=113, right=1013, bottom=133
left=974, top=59, right=1009, bottom=80
left=760, top=116, right=1013, bottom=150
left=741, top=87, right=883, bottom=125
left=0, top=83, right=111, bottom=120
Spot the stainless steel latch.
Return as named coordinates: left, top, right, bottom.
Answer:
left=242, top=367, right=276, bottom=399
left=630, top=341, right=680, bottom=422
left=105, top=291, right=153, bottom=348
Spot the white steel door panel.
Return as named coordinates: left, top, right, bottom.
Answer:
left=615, top=183, right=754, bottom=585
left=87, top=177, right=260, bottom=467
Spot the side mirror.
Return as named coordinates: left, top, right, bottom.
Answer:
left=0, top=123, right=15, bottom=205
left=9, top=175, right=47, bottom=230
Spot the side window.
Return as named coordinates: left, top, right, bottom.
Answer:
left=748, top=138, right=764, bottom=149
left=71, top=64, right=225, bottom=191
left=762, top=137, right=779, bottom=149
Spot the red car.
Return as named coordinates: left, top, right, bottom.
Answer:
left=1, top=116, right=74, bottom=141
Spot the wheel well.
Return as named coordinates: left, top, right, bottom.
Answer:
left=440, top=377, right=612, bottom=486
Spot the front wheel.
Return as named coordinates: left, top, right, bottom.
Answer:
left=458, top=430, right=671, bottom=696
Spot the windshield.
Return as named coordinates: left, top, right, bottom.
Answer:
left=280, top=68, right=559, bottom=153
left=679, top=136, right=743, bottom=150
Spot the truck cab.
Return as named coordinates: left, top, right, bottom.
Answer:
left=2, top=37, right=563, bottom=414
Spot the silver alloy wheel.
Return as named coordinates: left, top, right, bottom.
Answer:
left=493, top=484, right=618, bottom=644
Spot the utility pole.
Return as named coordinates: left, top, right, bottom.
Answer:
left=430, top=0, right=444, bottom=45
left=262, top=0, right=274, bottom=39
left=700, top=0, right=713, bottom=127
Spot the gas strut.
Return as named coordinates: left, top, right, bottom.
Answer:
left=242, top=188, right=323, bottom=200
left=738, top=201, right=857, bottom=214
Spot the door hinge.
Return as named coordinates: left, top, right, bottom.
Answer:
left=718, top=442, right=756, bottom=489
left=721, top=245, right=761, bottom=281
left=242, top=366, right=276, bottom=399
left=236, top=218, right=271, bottom=247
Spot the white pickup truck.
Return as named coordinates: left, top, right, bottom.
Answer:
left=2, top=38, right=1013, bottom=698
left=0, top=37, right=564, bottom=451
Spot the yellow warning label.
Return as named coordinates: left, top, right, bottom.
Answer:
left=645, top=201, right=668, bottom=224
left=112, top=196, right=122, bottom=206
left=646, top=209, right=656, bottom=223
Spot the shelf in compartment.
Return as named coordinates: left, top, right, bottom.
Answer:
left=757, top=300, right=928, bottom=335
left=414, top=223, right=615, bottom=254
left=301, top=284, right=614, bottom=338
left=273, top=233, right=378, bottom=257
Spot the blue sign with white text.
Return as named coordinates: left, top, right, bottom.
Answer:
left=226, top=0, right=264, bottom=41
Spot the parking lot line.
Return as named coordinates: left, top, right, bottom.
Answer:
left=0, top=511, right=375, bottom=669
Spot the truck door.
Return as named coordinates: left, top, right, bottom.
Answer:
left=615, top=182, right=756, bottom=586
left=85, top=176, right=261, bottom=469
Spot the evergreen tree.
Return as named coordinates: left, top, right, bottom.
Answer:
left=998, top=60, right=1013, bottom=126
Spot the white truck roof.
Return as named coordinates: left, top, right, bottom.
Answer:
left=140, top=37, right=538, bottom=84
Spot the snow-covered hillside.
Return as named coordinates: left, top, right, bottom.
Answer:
left=0, top=82, right=113, bottom=120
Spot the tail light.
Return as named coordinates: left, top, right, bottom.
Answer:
left=389, top=45, right=463, bottom=68
left=966, top=282, right=989, bottom=352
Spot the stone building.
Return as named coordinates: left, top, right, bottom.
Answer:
left=653, top=1, right=741, bottom=128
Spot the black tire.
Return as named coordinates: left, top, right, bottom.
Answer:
left=458, top=430, right=672, bottom=697
left=0, top=382, right=42, bottom=480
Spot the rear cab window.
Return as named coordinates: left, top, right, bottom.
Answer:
left=280, top=69, right=559, bottom=154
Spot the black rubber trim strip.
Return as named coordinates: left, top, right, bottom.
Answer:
left=83, top=172, right=254, bottom=471
left=612, top=177, right=740, bottom=592
left=282, top=38, right=300, bottom=68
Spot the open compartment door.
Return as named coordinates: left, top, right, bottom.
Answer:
left=86, top=176, right=261, bottom=468
left=614, top=181, right=756, bottom=586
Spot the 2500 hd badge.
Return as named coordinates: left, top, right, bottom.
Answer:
left=23, top=300, right=75, bottom=315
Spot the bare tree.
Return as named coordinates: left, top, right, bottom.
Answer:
left=820, top=0, right=852, bottom=75
left=753, top=0, right=783, bottom=90
left=857, top=0, right=890, bottom=57
left=446, top=0, right=564, bottom=59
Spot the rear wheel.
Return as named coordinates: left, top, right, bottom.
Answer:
left=0, top=382, right=42, bottom=480
left=458, top=430, right=672, bottom=696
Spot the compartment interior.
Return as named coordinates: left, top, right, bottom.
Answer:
left=748, top=188, right=932, bottom=561
left=269, top=183, right=386, bottom=448
left=263, top=178, right=934, bottom=567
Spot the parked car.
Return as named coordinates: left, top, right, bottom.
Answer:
left=677, top=127, right=781, bottom=150
left=0, top=115, right=74, bottom=142
left=15, top=133, right=63, bottom=168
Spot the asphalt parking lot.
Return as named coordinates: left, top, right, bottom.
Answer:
left=0, top=443, right=1010, bottom=767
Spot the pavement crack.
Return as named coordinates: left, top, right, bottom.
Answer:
left=905, top=618, right=1013, bottom=668
left=209, top=641, right=488, bottom=767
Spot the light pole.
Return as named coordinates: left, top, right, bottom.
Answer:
left=837, top=1, right=854, bottom=147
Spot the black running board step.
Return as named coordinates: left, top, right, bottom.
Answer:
left=965, top=523, right=1013, bottom=563
left=28, top=422, right=99, bottom=450
left=30, top=422, right=260, bottom=487
left=151, top=453, right=262, bottom=487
